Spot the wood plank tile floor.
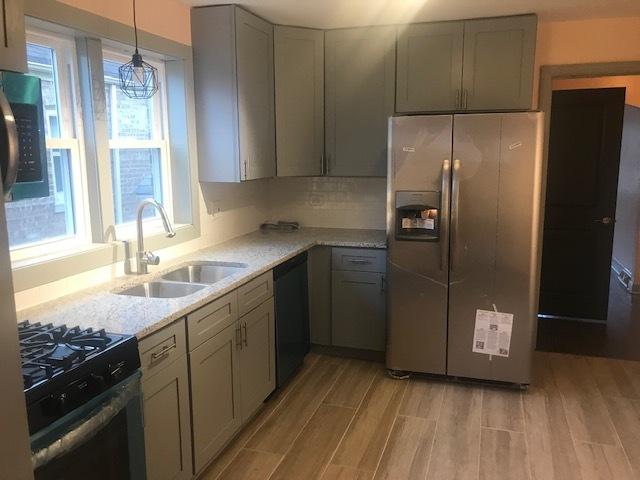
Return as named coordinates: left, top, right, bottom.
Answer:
left=198, top=351, right=640, bottom=480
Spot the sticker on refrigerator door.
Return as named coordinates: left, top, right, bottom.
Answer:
left=402, top=146, right=415, bottom=152
left=472, top=309, right=514, bottom=357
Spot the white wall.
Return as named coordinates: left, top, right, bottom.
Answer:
left=612, top=105, right=640, bottom=289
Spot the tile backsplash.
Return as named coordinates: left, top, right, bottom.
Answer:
left=268, top=177, right=387, bottom=230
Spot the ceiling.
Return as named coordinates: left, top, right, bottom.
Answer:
left=183, top=0, right=640, bottom=29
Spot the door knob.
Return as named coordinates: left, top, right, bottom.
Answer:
left=594, top=216, right=613, bottom=225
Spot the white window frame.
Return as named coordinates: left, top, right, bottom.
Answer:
left=102, top=48, right=174, bottom=239
left=9, top=30, right=91, bottom=263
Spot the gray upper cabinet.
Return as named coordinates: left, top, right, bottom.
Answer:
left=396, top=22, right=464, bottom=113
left=395, top=14, right=536, bottom=113
left=325, top=26, right=395, bottom=177
left=191, top=5, right=275, bottom=182
left=462, top=15, right=537, bottom=111
left=275, top=26, right=324, bottom=177
left=0, top=0, right=26, bottom=73
left=142, top=355, right=193, bottom=480
left=238, top=297, right=276, bottom=420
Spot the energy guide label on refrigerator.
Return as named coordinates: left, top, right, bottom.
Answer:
left=472, top=309, right=514, bottom=357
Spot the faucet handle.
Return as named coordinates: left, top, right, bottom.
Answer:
left=143, top=251, right=160, bottom=266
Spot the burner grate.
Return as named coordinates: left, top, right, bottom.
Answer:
left=18, top=321, right=113, bottom=389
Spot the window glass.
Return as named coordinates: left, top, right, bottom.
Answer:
left=5, top=39, right=83, bottom=250
left=103, top=54, right=169, bottom=226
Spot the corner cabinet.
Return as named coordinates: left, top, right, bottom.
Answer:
left=396, top=14, right=537, bottom=113
left=0, top=0, right=26, bottom=72
left=191, top=5, right=275, bottom=182
left=325, top=26, right=395, bottom=177
left=274, top=26, right=324, bottom=177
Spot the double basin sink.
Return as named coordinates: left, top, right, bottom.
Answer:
left=116, top=261, right=247, bottom=298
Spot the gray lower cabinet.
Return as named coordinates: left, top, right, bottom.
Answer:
left=395, top=14, right=536, bottom=113
left=274, top=26, right=324, bottom=177
left=188, top=273, right=275, bottom=474
left=0, top=0, right=26, bottom=72
left=191, top=5, right=275, bottom=182
left=238, top=297, right=276, bottom=419
left=142, top=355, right=193, bottom=480
left=462, top=15, right=537, bottom=111
left=190, top=322, right=241, bottom=474
left=331, top=248, right=387, bottom=351
left=325, top=26, right=395, bottom=177
left=396, top=21, right=464, bottom=113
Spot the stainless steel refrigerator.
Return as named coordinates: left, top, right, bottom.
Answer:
left=386, top=112, right=543, bottom=385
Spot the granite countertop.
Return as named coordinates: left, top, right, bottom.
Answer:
left=18, top=227, right=386, bottom=340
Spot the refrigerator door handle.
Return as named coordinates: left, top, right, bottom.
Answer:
left=450, top=159, right=461, bottom=271
left=0, top=90, right=19, bottom=197
left=440, top=159, right=451, bottom=271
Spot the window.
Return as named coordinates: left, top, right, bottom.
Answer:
left=102, top=51, right=172, bottom=227
left=5, top=32, right=89, bottom=254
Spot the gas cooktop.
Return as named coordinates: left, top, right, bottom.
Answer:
left=18, top=320, right=140, bottom=434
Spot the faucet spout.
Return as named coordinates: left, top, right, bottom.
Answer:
left=135, top=199, right=175, bottom=275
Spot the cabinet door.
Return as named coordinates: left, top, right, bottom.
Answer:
left=396, top=22, right=463, bottom=113
left=142, top=355, right=192, bottom=480
left=190, top=323, right=241, bottom=473
left=235, top=7, right=275, bottom=180
left=332, top=270, right=386, bottom=351
left=239, top=297, right=276, bottom=420
left=275, top=26, right=324, bottom=177
left=0, top=0, right=26, bottom=73
left=325, top=26, right=395, bottom=177
left=462, top=15, right=536, bottom=111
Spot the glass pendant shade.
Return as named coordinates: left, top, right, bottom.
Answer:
left=119, top=51, right=158, bottom=99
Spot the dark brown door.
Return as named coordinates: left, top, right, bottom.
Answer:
left=540, top=88, right=625, bottom=321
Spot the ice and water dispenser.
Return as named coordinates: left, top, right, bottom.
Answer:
left=395, top=191, right=441, bottom=241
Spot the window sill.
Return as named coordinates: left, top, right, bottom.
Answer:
left=11, top=223, right=200, bottom=292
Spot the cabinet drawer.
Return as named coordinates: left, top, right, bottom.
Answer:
left=139, top=320, right=187, bottom=377
left=237, top=271, right=274, bottom=316
left=332, top=247, right=387, bottom=273
left=187, top=291, right=238, bottom=351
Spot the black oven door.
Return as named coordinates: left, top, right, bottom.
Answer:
left=30, top=371, right=146, bottom=480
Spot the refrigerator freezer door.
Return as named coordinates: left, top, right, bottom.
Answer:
left=0, top=195, right=33, bottom=478
left=387, top=115, right=452, bottom=374
left=447, top=112, right=543, bottom=384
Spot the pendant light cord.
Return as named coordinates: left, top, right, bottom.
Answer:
left=133, top=0, right=139, bottom=53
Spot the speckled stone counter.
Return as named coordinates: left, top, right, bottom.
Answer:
left=17, top=228, right=386, bottom=339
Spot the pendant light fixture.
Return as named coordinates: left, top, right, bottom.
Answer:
left=119, top=0, right=158, bottom=99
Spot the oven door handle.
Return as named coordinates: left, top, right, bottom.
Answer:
left=30, top=372, right=141, bottom=470
left=0, top=90, right=19, bottom=197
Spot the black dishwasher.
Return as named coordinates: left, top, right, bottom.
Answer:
left=274, top=252, right=310, bottom=388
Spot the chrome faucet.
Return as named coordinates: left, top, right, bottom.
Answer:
left=135, top=199, right=176, bottom=274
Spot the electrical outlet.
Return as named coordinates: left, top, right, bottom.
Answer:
left=208, top=201, right=222, bottom=216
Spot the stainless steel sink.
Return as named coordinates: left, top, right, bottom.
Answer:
left=116, top=281, right=206, bottom=298
left=161, top=261, right=247, bottom=284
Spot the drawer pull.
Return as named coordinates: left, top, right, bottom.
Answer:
left=243, top=322, right=248, bottom=347
left=150, top=343, right=177, bottom=361
left=347, top=259, right=372, bottom=265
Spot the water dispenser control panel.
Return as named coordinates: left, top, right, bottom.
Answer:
left=395, top=191, right=441, bottom=241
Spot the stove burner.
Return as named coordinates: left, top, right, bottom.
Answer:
left=18, top=321, right=113, bottom=389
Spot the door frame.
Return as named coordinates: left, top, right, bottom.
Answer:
left=536, top=61, right=640, bottom=316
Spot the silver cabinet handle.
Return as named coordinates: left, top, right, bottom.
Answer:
left=462, top=89, right=468, bottom=110
left=450, top=159, right=461, bottom=271
left=380, top=275, right=386, bottom=294
left=455, top=89, right=461, bottom=110
left=235, top=325, right=243, bottom=349
left=440, top=159, right=451, bottom=271
left=150, top=343, right=177, bottom=361
left=347, top=258, right=371, bottom=265
left=242, top=322, right=248, bottom=347
left=0, top=90, right=19, bottom=197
